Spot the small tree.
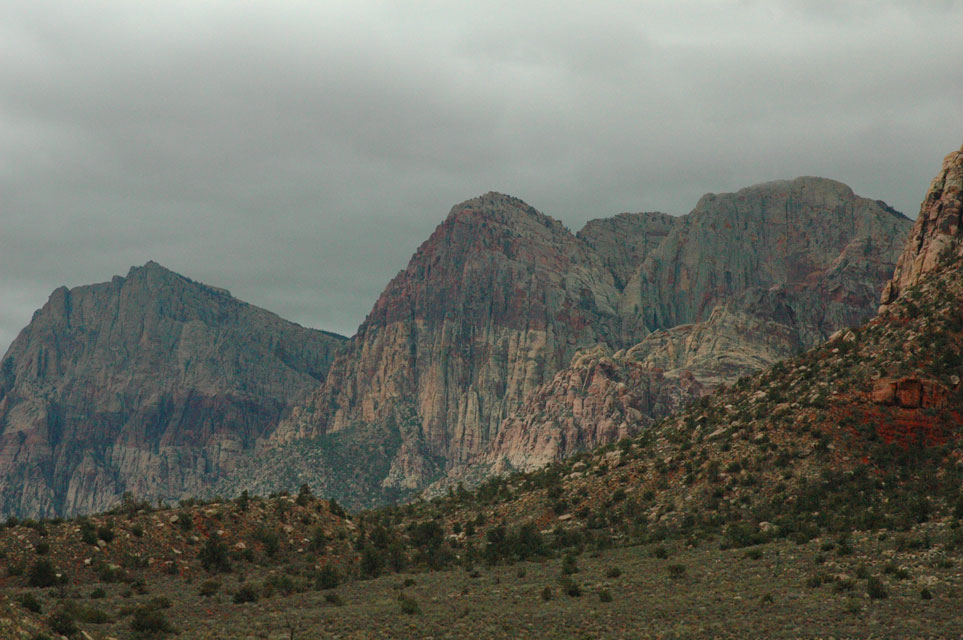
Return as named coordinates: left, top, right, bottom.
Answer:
left=199, top=538, right=231, bottom=573
left=27, top=559, right=59, bottom=588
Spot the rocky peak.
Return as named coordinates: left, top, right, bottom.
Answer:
left=444, top=191, right=562, bottom=230
left=880, top=142, right=963, bottom=311
left=620, top=176, right=911, bottom=336
left=275, top=193, right=626, bottom=488
left=0, top=265, right=346, bottom=518
left=577, top=211, right=677, bottom=290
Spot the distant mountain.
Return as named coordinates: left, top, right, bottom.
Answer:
left=258, top=180, right=910, bottom=504
left=419, top=142, right=963, bottom=564
left=475, top=179, right=912, bottom=477
left=0, top=174, right=914, bottom=517
left=0, top=262, right=345, bottom=517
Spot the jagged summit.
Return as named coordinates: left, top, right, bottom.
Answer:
left=0, top=264, right=346, bottom=518
left=441, top=191, right=569, bottom=238
left=881, top=142, right=963, bottom=311
left=0, top=173, right=914, bottom=517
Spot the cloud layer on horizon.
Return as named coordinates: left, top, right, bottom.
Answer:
left=2, top=0, right=962, bottom=348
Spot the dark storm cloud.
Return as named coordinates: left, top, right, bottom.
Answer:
left=2, top=0, right=962, bottom=349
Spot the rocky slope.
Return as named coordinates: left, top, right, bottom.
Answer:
left=271, top=182, right=908, bottom=502
left=0, top=263, right=345, bottom=518
left=881, top=143, right=963, bottom=310
left=455, top=180, right=911, bottom=479
left=271, top=193, right=630, bottom=491
left=419, top=144, right=963, bottom=555
left=480, top=288, right=800, bottom=474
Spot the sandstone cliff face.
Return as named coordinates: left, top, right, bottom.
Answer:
left=576, top=211, right=676, bottom=291
left=275, top=193, right=631, bottom=489
left=481, top=345, right=705, bottom=474
left=283, top=183, right=909, bottom=497
left=470, top=288, right=805, bottom=475
left=1, top=176, right=914, bottom=514
left=881, top=142, right=963, bottom=310
left=0, top=262, right=345, bottom=518
left=621, top=177, right=910, bottom=342
left=465, top=181, right=911, bottom=479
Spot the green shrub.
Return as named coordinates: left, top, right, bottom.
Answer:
left=254, top=527, right=280, bottom=558
left=199, top=580, right=220, bottom=597
left=558, top=575, right=581, bottom=597
left=233, top=584, right=259, bottom=604
left=74, top=605, right=111, bottom=624
left=606, top=567, right=622, bottom=578
left=199, top=538, right=231, bottom=573
left=96, top=563, right=122, bottom=583
left=667, top=564, right=687, bottom=579
left=80, top=522, right=98, bottom=546
left=561, top=554, right=579, bottom=575
left=598, top=588, right=613, bottom=603
left=309, top=526, right=328, bottom=552
left=97, top=525, right=114, bottom=543
left=867, top=576, right=888, bottom=599
left=130, top=606, right=175, bottom=635
left=314, top=565, right=340, bottom=590
left=541, top=586, right=553, bottom=601
left=47, top=609, right=77, bottom=636
left=360, top=546, right=383, bottom=579
left=89, top=588, right=106, bottom=599
left=18, top=592, right=42, bottom=613
left=324, top=593, right=344, bottom=606
left=28, top=560, right=60, bottom=588
left=35, top=541, right=50, bottom=555
left=398, top=594, right=421, bottom=615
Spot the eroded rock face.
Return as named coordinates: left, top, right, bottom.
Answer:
left=869, top=378, right=951, bottom=410
left=577, top=211, right=677, bottom=292
left=0, top=263, right=345, bottom=518
left=1, top=176, right=914, bottom=514
left=623, top=177, right=910, bottom=340
left=275, top=193, right=630, bottom=477
left=280, top=183, right=909, bottom=497
left=881, top=143, right=963, bottom=310
left=481, top=345, right=705, bottom=474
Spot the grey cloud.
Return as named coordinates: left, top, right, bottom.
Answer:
left=2, top=0, right=962, bottom=348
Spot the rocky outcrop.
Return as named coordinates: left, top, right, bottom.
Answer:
left=280, top=183, right=909, bottom=498
left=481, top=345, right=705, bottom=474
left=577, top=211, right=676, bottom=291
left=0, top=262, right=345, bottom=518
left=622, top=177, right=911, bottom=341
left=275, top=193, right=630, bottom=482
left=881, top=143, right=963, bottom=310
left=869, top=377, right=952, bottom=410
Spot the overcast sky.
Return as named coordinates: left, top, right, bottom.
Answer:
left=2, top=1, right=962, bottom=350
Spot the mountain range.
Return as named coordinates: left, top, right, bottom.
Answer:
left=0, top=176, right=913, bottom=518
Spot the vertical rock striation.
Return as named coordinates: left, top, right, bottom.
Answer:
left=881, top=142, right=963, bottom=311
left=275, top=193, right=633, bottom=490
left=0, top=263, right=345, bottom=518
